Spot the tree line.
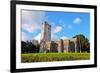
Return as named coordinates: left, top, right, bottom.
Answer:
left=21, top=34, right=90, bottom=53
left=21, top=41, right=40, bottom=53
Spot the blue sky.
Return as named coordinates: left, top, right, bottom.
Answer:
left=21, top=10, right=90, bottom=42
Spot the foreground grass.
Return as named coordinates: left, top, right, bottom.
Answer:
left=21, top=53, right=90, bottom=63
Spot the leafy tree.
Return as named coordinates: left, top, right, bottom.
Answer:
left=73, top=34, right=90, bottom=53
left=21, top=41, right=40, bottom=53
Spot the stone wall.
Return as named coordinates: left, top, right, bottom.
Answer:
left=39, top=37, right=79, bottom=53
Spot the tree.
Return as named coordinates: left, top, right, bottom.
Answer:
left=21, top=40, right=40, bottom=53
left=21, top=41, right=27, bottom=53
left=73, top=34, right=90, bottom=53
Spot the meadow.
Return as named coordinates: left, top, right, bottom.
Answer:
left=21, top=53, right=90, bottom=63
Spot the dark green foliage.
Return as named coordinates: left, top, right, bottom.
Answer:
left=73, top=34, right=90, bottom=52
left=21, top=41, right=40, bottom=53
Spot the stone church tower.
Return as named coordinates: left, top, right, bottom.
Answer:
left=40, top=21, right=51, bottom=53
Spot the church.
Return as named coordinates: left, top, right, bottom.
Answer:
left=39, top=21, right=80, bottom=53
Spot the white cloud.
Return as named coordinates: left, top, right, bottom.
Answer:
left=60, top=36, right=68, bottom=40
left=22, top=32, right=28, bottom=41
left=34, top=33, right=41, bottom=43
left=51, top=25, right=62, bottom=41
left=51, top=33, right=58, bottom=41
left=22, top=10, right=46, bottom=33
left=54, top=26, right=62, bottom=33
left=73, top=17, right=81, bottom=24
left=22, top=24, right=36, bottom=33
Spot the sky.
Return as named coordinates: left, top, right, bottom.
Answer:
left=21, top=10, right=90, bottom=42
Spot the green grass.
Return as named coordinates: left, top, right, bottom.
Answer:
left=21, top=53, right=90, bottom=63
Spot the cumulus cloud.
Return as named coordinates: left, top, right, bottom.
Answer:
left=34, top=33, right=41, bottom=43
left=50, top=24, right=63, bottom=41
left=60, top=36, right=68, bottom=40
left=22, top=32, right=28, bottom=41
left=54, top=26, right=62, bottom=33
left=51, top=33, right=59, bottom=41
left=22, top=10, right=46, bottom=33
left=73, top=17, right=81, bottom=24
left=22, top=24, right=36, bottom=33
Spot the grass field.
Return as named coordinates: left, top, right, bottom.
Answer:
left=21, top=53, right=90, bottom=63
